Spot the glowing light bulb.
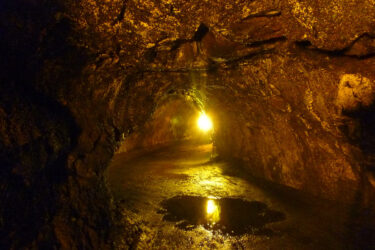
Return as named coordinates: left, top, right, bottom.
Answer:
left=206, top=200, right=216, bottom=214
left=197, top=113, right=213, bottom=132
left=206, top=199, right=220, bottom=223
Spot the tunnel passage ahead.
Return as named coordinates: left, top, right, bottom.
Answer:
left=105, top=141, right=365, bottom=249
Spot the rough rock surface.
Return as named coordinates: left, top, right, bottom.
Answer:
left=1, top=0, right=375, bottom=248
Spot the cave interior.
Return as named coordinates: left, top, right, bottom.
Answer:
left=2, top=0, right=375, bottom=249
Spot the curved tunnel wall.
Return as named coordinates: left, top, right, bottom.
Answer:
left=116, top=95, right=201, bottom=153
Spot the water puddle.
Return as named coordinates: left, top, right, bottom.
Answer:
left=159, top=196, right=285, bottom=236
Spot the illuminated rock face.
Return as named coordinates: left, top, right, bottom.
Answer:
left=1, top=0, right=375, bottom=248
left=209, top=57, right=375, bottom=204
left=337, top=74, right=375, bottom=112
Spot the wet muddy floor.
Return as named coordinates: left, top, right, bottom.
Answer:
left=106, top=141, right=375, bottom=249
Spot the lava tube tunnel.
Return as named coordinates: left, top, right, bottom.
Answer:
left=1, top=1, right=375, bottom=249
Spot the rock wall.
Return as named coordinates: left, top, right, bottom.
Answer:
left=1, top=0, right=375, bottom=248
left=208, top=54, right=375, bottom=206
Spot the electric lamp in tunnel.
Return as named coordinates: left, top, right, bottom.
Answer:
left=206, top=199, right=216, bottom=214
left=206, top=199, right=220, bottom=223
left=197, top=113, right=213, bottom=132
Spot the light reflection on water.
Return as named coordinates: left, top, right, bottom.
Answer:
left=160, top=196, right=285, bottom=236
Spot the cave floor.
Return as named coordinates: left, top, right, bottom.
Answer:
left=106, top=141, right=356, bottom=249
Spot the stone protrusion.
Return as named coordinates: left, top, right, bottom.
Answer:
left=337, top=74, right=375, bottom=112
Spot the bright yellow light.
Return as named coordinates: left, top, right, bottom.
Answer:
left=206, top=199, right=220, bottom=223
left=206, top=200, right=216, bottom=214
left=197, top=113, right=213, bottom=132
